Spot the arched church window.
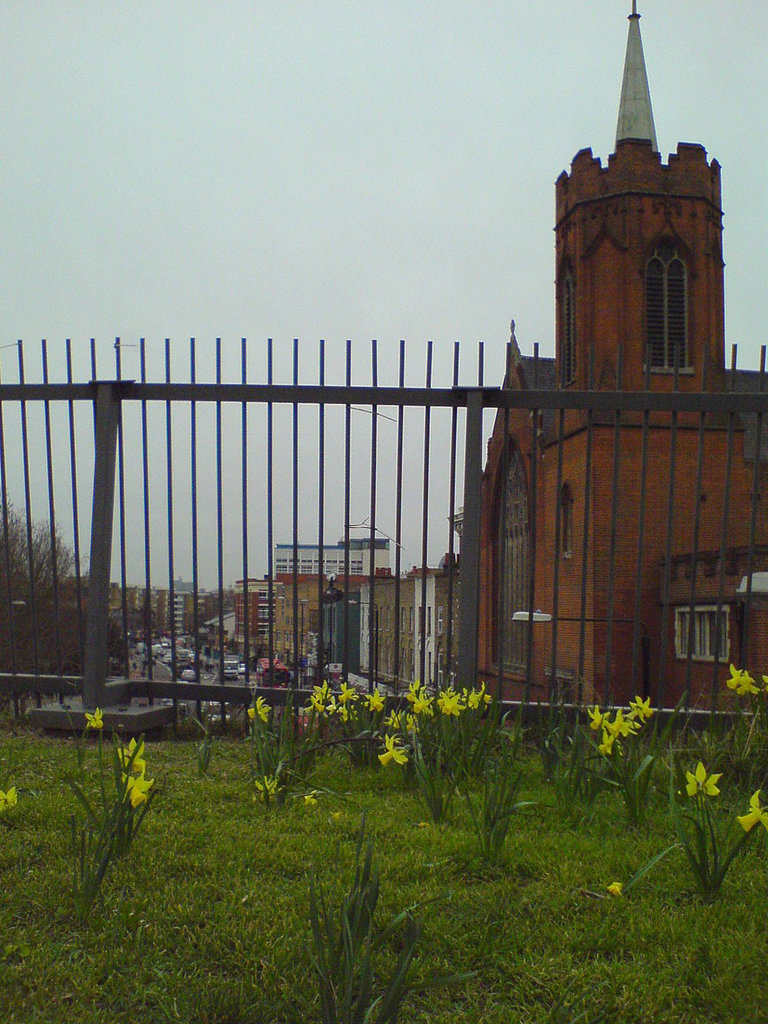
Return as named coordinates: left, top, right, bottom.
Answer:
left=562, top=273, right=576, bottom=385
left=497, top=445, right=530, bottom=671
left=646, top=240, right=688, bottom=370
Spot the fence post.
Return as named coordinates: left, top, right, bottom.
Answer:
left=82, top=382, right=120, bottom=708
left=457, top=389, right=484, bottom=688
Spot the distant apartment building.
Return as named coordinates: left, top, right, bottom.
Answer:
left=274, top=537, right=390, bottom=577
left=360, top=560, right=459, bottom=690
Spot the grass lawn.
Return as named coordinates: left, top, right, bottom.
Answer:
left=1, top=717, right=766, bottom=1023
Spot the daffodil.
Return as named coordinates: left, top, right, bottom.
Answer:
left=685, top=762, right=722, bottom=799
left=254, top=775, right=279, bottom=802
left=738, top=790, right=768, bottom=833
left=598, top=729, right=616, bottom=756
left=84, top=708, right=103, bottom=730
left=378, top=734, right=409, bottom=767
left=437, top=688, right=464, bottom=716
left=384, top=711, right=402, bottom=730
left=607, top=881, right=623, bottom=897
left=606, top=709, right=637, bottom=739
left=124, top=772, right=154, bottom=808
left=628, top=695, right=653, bottom=723
left=405, top=680, right=423, bottom=705
left=118, top=738, right=146, bottom=775
left=309, top=683, right=330, bottom=713
left=364, top=689, right=384, bottom=713
left=405, top=713, right=419, bottom=732
left=338, top=682, right=358, bottom=704
left=304, top=791, right=319, bottom=806
left=586, top=706, right=605, bottom=731
left=411, top=691, right=434, bottom=716
left=727, top=665, right=758, bottom=696
left=248, top=696, right=269, bottom=723
left=0, top=786, right=17, bottom=812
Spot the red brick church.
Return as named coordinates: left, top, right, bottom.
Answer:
left=477, top=4, right=768, bottom=708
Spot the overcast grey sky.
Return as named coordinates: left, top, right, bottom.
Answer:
left=1, top=1, right=765, bottom=586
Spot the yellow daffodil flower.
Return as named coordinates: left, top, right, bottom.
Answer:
left=685, top=762, right=722, bottom=799
left=606, top=709, right=637, bottom=739
left=607, top=881, right=623, bottom=897
left=762, top=675, right=768, bottom=694
left=331, top=811, right=343, bottom=822
left=254, top=775, right=279, bottom=802
left=405, top=713, right=419, bottom=732
left=84, top=708, right=104, bottom=730
left=437, top=688, right=464, bottom=716
left=412, top=692, right=434, bottom=716
left=124, top=772, right=154, bottom=808
left=337, top=702, right=350, bottom=723
left=405, top=680, right=423, bottom=704
left=0, top=786, right=17, bottom=812
left=727, top=665, right=758, bottom=696
left=598, top=729, right=616, bottom=756
left=365, top=689, right=384, bottom=713
left=586, top=706, right=605, bottom=731
left=738, top=790, right=768, bottom=833
left=338, top=682, right=357, bottom=704
left=466, top=688, right=482, bottom=710
left=248, top=697, right=269, bottom=723
left=628, top=695, right=653, bottom=723
left=378, top=734, right=409, bottom=767
left=384, top=711, right=402, bottom=730
left=118, top=738, right=146, bottom=776
left=304, top=791, right=319, bottom=806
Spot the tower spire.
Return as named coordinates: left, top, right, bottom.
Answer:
left=615, top=1, right=658, bottom=151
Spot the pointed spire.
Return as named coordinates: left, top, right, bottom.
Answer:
left=615, top=1, right=658, bottom=151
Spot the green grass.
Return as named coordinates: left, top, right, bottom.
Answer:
left=1, top=719, right=767, bottom=1023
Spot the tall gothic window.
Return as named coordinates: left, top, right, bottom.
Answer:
left=562, top=273, right=576, bottom=385
left=646, top=240, right=688, bottom=370
left=561, top=483, right=573, bottom=558
left=497, top=445, right=530, bottom=671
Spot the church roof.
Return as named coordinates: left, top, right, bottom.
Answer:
left=615, top=2, right=658, bottom=152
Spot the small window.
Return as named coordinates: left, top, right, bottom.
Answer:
left=675, top=606, right=728, bottom=662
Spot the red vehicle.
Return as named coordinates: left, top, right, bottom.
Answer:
left=255, top=658, right=291, bottom=687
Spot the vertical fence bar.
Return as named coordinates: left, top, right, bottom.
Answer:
left=18, top=343, right=41, bottom=703
left=266, top=340, right=276, bottom=686
left=393, top=341, right=405, bottom=691
left=0, top=347, right=19, bottom=714
left=139, top=340, right=154, bottom=693
left=114, top=341, right=130, bottom=679
left=190, top=338, right=202, bottom=718
left=576, top=346, right=595, bottom=705
left=317, top=340, right=326, bottom=681
left=164, top=340, right=178, bottom=718
left=215, top=338, right=226, bottom=722
left=741, top=346, right=766, bottom=663
left=291, top=340, right=300, bottom=686
left=457, top=387, right=484, bottom=689
left=523, top=346, right=539, bottom=703
left=683, top=348, right=710, bottom=705
left=367, top=340, right=378, bottom=692
left=342, top=341, right=352, bottom=683
left=83, top=382, right=120, bottom=708
left=630, top=356, right=652, bottom=698
left=711, top=345, right=738, bottom=711
left=41, top=340, right=63, bottom=683
left=656, top=355, right=682, bottom=707
left=240, top=338, right=250, bottom=697
left=419, top=341, right=432, bottom=686
left=445, top=341, right=458, bottom=691
left=65, top=340, right=86, bottom=683
left=602, top=348, right=624, bottom=704
left=549, top=349, right=567, bottom=701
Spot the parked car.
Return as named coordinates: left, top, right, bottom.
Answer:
left=180, top=668, right=196, bottom=682
left=223, top=659, right=239, bottom=680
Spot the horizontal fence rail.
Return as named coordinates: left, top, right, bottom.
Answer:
left=0, top=338, right=767, bottom=724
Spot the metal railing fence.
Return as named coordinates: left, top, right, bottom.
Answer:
left=0, top=338, right=766, bottom=717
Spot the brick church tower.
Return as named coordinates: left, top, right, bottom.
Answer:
left=477, top=3, right=767, bottom=708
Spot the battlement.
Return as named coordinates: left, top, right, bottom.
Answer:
left=556, top=140, right=721, bottom=222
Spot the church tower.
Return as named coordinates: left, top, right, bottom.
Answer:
left=554, top=2, right=725, bottom=393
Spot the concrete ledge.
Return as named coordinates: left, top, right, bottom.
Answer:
left=27, top=698, right=176, bottom=737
